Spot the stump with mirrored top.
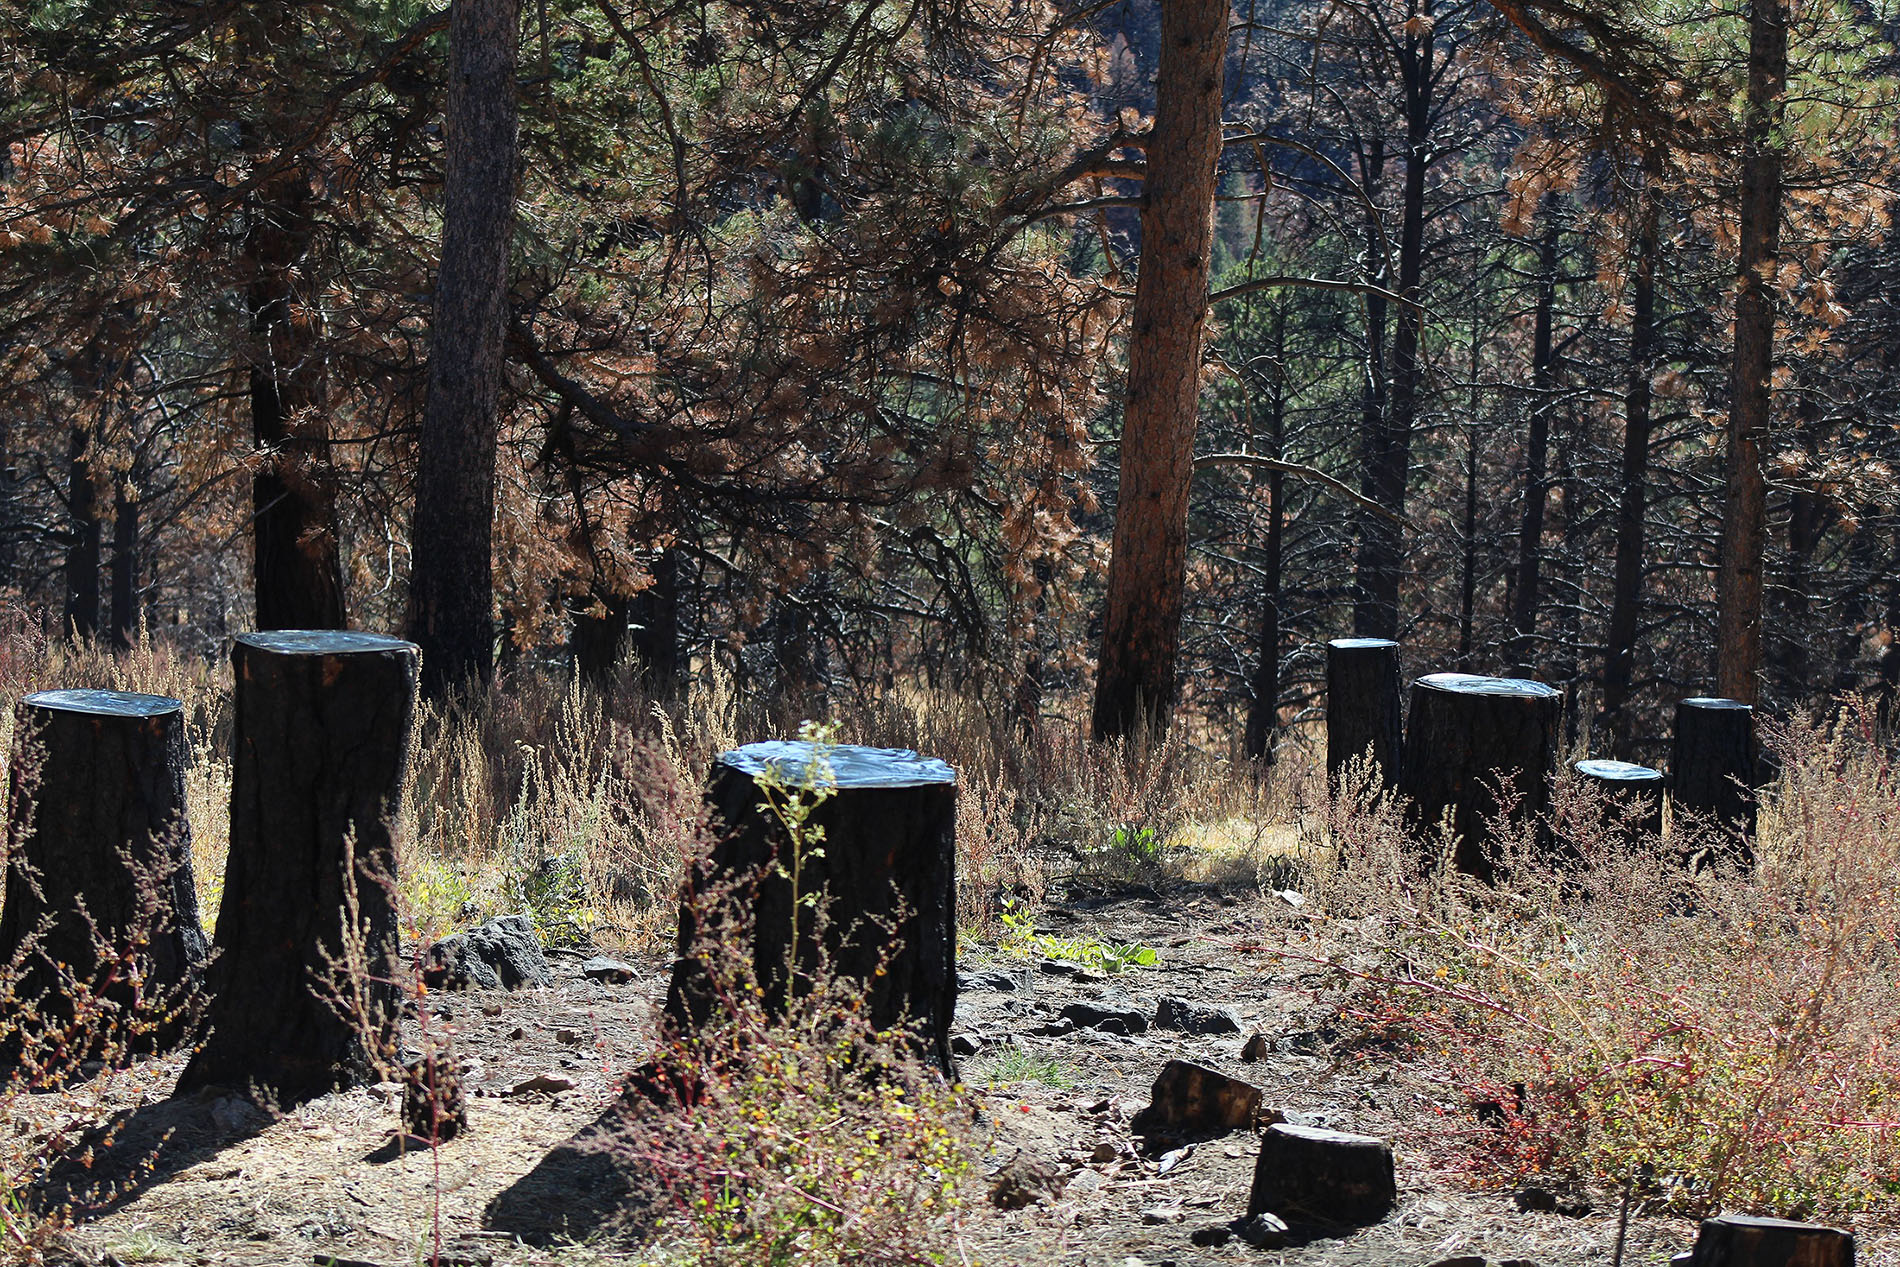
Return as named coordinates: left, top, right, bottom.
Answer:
left=1672, top=696, right=1757, bottom=861
left=0, top=689, right=206, bottom=1067
left=1573, top=758, right=1665, bottom=839
left=1326, top=638, right=1402, bottom=793
left=1399, top=673, right=1562, bottom=883
left=178, top=630, right=420, bottom=1104
left=664, top=741, right=958, bottom=1075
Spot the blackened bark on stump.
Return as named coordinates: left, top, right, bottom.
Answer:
left=178, top=631, right=419, bottom=1104
left=1399, top=673, right=1562, bottom=882
left=1572, top=759, right=1664, bottom=839
left=1326, top=638, right=1402, bottom=794
left=1690, top=1214, right=1853, bottom=1267
left=1248, top=1123, right=1397, bottom=1224
left=665, top=741, right=957, bottom=1076
left=0, top=691, right=205, bottom=1065
left=1671, top=696, right=1757, bottom=859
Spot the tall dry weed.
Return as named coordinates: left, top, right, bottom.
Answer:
left=1303, top=700, right=1900, bottom=1218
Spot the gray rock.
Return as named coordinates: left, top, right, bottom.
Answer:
left=424, top=914, right=552, bottom=991
left=581, top=955, right=638, bottom=984
left=950, top=1033, right=984, bottom=1057
left=988, top=1152, right=1066, bottom=1209
left=1154, top=997, right=1243, bottom=1035
left=1190, top=1224, right=1234, bottom=1248
left=1060, top=996, right=1148, bottom=1033
left=1236, top=1212, right=1291, bottom=1248
left=960, top=967, right=1030, bottom=992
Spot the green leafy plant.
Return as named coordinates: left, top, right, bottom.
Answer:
left=995, top=897, right=1158, bottom=974
left=981, top=1047, right=1073, bottom=1089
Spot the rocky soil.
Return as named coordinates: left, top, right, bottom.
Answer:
left=41, top=885, right=1898, bottom=1267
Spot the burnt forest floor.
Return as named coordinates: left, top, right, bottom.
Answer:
left=42, top=881, right=1900, bottom=1267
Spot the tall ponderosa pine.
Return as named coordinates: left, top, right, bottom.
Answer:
left=1091, top=0, right=1229, bottom=740
left=409, top=0, right=520, bottom=693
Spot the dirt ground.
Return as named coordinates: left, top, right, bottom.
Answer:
left=37, top=887, right=1899, bottom=1267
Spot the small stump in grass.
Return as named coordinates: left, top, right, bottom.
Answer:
left=1689, top=1213, right=1853, bottom=1267
left=1247, top=1123, right=1396, bottom=1225
left=1326, top=638, right=1402, bottom=793
left=178, top=630, right=420, bottom=1104
left=1672, top=696, right=1758, bottom=861
left=0, top=689, right=206, bottom=1066
left=664, top=740, right=958, bottom=1075
left=1573, top=758, right=1665, bottom=839
left=1398, top=673, right=1562, bottom=882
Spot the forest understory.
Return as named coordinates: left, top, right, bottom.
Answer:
left=7, top=635, right=1900, bottom=1267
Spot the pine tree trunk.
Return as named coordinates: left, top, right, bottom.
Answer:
left=1602, top=157, right=1660, bottom=758
left=665, top=742, right=958, bottom=1075
left=1399, top=672, right=1562, bottom=882
left=1090, top=0, right=1227, bottom=740
left=1352, top=3, right=1431, bottom=639
left=629, top=547, right=683, bottom=693
left=1509, top=214, right=1562, bottom=670
left=177, top=631, right=420, bottom=1105
left=1715, top=0, right=1787, bottom=705
left=409, top=0, right=520, bottom=696
left=110, top=482, right=138, bottom=651
left=1326, top=638, right=1401, bottom=793
left=246, top=166, right=348, bottom=633
left=1, top=690, right=205, bottom=1068
left=63, top=425, right=99, bottom=642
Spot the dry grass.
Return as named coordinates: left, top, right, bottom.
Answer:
left=1301, top=703, right=1900, bottom=1221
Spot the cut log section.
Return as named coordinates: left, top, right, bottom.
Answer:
left=1672, top=696, right=1757, bottom=859
left=1326, top=638, right=1402, bottom=793
left=0, top=689, right=206, bottom=1067
left=1247, top=1122, right=1397, bottom=1224
left=1573, top=758, right=1665, bottom=839
left=1398, top=672, right=1562, bottom=882
left=178, top=631, right=420, bottom=1104
left=665, top=740, right=958, bottom=1075
left=1688, top=1213, right=1853, bottom=1267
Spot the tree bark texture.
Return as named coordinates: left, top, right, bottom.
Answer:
left=1, top=691, right=205, bottom=1066
left=408, top=0, right=520, bottom=696
left=1572, top=758, right=1664, bottom=839
left=664, top=741, right=958, bottom=1076
left=1509, top=215, right=1563, bottom=669
left=1671, top=696, right=1757, bottom=852
left=1352, top=2, right=1431, bottom=639
left=1245, top=319, right=1288, bottom=762
left=63, top=424, right=99, bottom=642
left=1326, top=638, right=1401, bottom=793
left=247, top=166, right=348, bottom=632
left=1090, top=0, right=1227, bottom=740
left=178, top=631, right=420, bottom=1104
left=1715, top=0, right=1787, bottom=705
left=1399, top=672, right=1561, bottom=882
left=110, top=481, right=138, bottom=650
left=1689, top=1214, right=1854, bottom=1267
left=1601, top=158, right=1660, bottom=758
left=1248, top=1123, right=1398, bottom=1224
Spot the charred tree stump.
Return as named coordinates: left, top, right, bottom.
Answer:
left=1573, top=758, right=1665, bottom=838
left=1326, top=638, right=1402, bottom=794
left=1, top=690, right=205, bottom=1067
left=1689, top=1214, right=1853, bottom=1267
left=1398, top=673, right=1562, bottom=882
left=1248, top=1123, right=1397, bottom=1224
left=665, top=741, right=958, bottom=1075
left=178, top=631, right=419, bottom=1104
left=1671, top=696, right=1757, bottom=860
